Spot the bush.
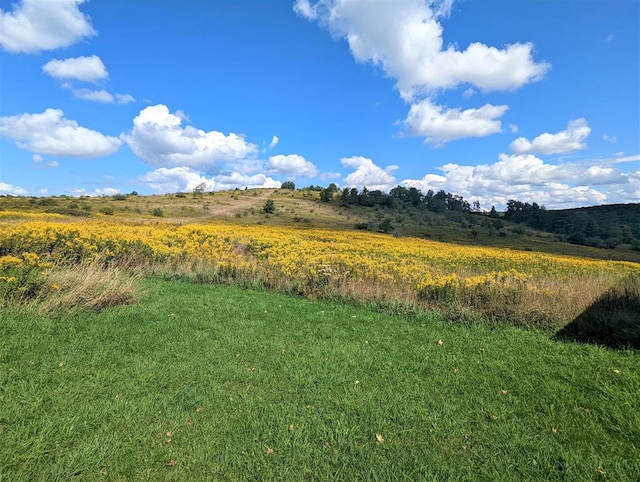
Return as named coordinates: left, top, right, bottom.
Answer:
left=379, top=218, right=393, bottom=233
left=263, top=200, right=275, bottom=214
left=281, top=181, right=296, bottom=190
left=153, top=208, right=164, bottom=217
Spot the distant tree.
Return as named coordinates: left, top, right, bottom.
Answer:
left=192, top=182, right=207, bottom=198
left=489, top=206, right=499, bottom=218
left=407, top=187, right=422, bottom=207
left=320, top=183, right=338, bottom=202
left=281, top=181, right=296, bottom=190
left=262, top=199, right=275, bottom=214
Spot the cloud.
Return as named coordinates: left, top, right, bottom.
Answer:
left=401, top=153, right=636, bottom=209
left=140, top=167, right=215, bottom=193
left=0, top=108, right=122, bottom=158
left=42, top=56, right=136, bottom=104
left=0, top=0, right=95, bottom=53
left=602, top=134, right=617, bottom=144
left=294, top=0, right=317, bottom=19
left=295, top=0, right=549, bottom=100
left=0, top=182, right=28, bottom=195
left=67, top=187, right=121, bottom=197
left=341, top=156, right=397, bottom=191
left=266, top=154, right=318, bottom=178
left=124, top=104, right=257, bottom=169
left=510, top=118, right=591, bottom=155
left=42, top=55, right=108, bottom=83
left=140, top=167, right=280, bottom=193
left=269, top=135, right=279, bottom=149
left=71, top=88, right=136, bottom=104
left=72, top=89, right=114, bottom=103
left=404, top=99, right=508, bottom=145
left=214, top=172, right=281, bottom=191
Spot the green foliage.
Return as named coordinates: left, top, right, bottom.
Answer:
left=262, top=199, right=275, bottom=214
left=112, top=194, right=128, bottom=201
left=379, top=217, right=393, bottom=233
left=280, top=181, right=296, bottom=190
left=100, top=207, right=114, bottom=215
left=505, top=200, right=640, bottom=249
left=152, top=208, right=164, bottom=217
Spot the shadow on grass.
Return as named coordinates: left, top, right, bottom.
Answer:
left=554, top=275, right=640, bottom=349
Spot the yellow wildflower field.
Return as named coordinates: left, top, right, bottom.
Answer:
left=1, top=215, right=637, bottom=325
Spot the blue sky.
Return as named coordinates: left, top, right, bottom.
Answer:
left=0, top=0, right=638, bottom=209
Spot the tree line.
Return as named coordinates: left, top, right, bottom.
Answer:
left=503, top=200, right=640, bottom=249
left=290, top=181, right=639, bottom=249
left=316, top=183, right=480, bottom=213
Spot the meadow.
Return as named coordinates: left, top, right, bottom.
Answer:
left=1, top=208, right=638, bottom=332
left=1, top=192, right=639, bottom=479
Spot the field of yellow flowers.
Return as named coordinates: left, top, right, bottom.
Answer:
left=1, top=210, right=638, bottom=327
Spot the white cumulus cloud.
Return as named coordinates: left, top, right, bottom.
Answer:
left=266, top=154, right=318, bottom=178
left=295, top=0, right=549, bottom=100
left=341, top=156, right=397, bottom=191
left=510, top=118, right=591, bottom=155
left=0, top=182, right=28, bottom=195
left=404, top=99, right=508, bottom=145
left=0, top=0, right=95, bottom=53
left=0, top=108, right=122, bottom=158
left=124, top=104, right=257, bottom=169
left=214, top=172, right=281, bottom=191
left=140, top=167, right=280, bottom=193
left=42, top=55, right=108, bottom=83
left=42, top=56, right=136, bottom=104
left=401, top=153, right=637, bottom=209
left=269, top=135, right=279, bottom=149
left=140, top=167, right=215, bottom=193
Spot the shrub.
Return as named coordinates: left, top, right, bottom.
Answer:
left=263, top=200, right=275, bottom=214
left=153, top=208, right=164, bottom=217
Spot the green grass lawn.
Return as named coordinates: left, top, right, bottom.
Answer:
left=1, top=279, right=638, bottom=480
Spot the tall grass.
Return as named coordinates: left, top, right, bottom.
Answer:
left=38, top=260, right=142, bottom=314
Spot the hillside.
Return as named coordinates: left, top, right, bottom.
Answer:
left=503, top=200, right=640, bottom=250
left=1, top=188, right=639, bottom=263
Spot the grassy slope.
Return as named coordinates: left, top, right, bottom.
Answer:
left=2, top=189, right=639, bottom=263
left=1, top=279, right=638, bottom=481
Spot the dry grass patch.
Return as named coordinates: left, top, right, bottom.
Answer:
left=39, top=261, right=142, bottom=314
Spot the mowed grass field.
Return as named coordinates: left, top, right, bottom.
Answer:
left=1, top=279, right=639, bottom=481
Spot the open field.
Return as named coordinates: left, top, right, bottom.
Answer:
left=1, top=192, right=639, bottom=479
left=1, top=280, right=639, bottom=480
left=1, top=190, right=639, bottom=263
left=1, top=200, right=639, bottom=333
